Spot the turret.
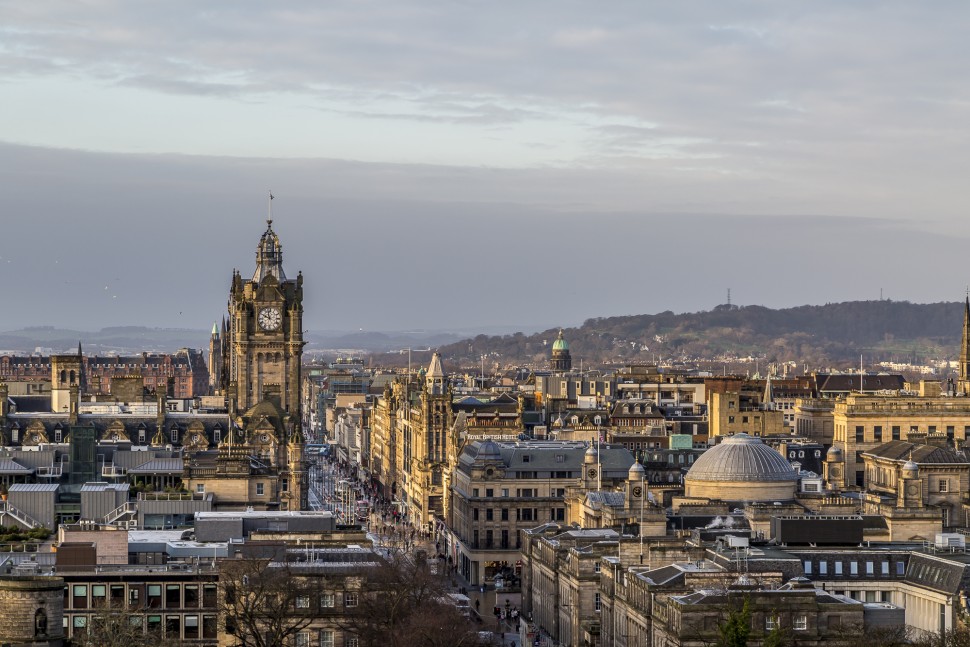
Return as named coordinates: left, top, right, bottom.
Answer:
left=426, top=352, right=446, bottom=396
left=551, top=329, right=572, bottom=372
left=823, top=445, right=844, bottom=494
left=898, top=458, right=923, bottom=508
left=627, top=460, right=645, bottom=505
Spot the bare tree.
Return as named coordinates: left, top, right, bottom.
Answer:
left=338, top=552, right=480, bottom=647
left=219, top=558, right=320, bottom=647
left=72, top=605, right=182, bottom=647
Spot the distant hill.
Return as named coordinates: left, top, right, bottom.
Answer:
left=0, top=326, right=208, bottom=355
left=0, top=327, right=465, bottom=355
left=434, top=300, right=967, bottom=369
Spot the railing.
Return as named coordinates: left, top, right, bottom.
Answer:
left=36, top=465, right=63, bottom=478
left=102, top=502, right=137, bottom=526
left=101, top=465, right=128, bottom=477
left=138, top=491, right=203, bottom=501
left=0, top=501, right=43, bottom=529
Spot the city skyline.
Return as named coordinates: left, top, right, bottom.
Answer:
left=3, top=3, right=970, bottom=331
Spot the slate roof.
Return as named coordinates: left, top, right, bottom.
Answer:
left=815, top=373, right=905, bottom=393
left=865, top=441, right=968, bottom=464
left=584, top=491, right=626, bottom=510
left=80, top=482, right=130, bottom=493
left=129, top=458, right=184, bottom=474
left=0, top=459, right=33, bottom=475
left=906, top=554, right=968, bottom=594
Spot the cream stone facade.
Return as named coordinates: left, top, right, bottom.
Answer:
left=708, top=391, right=784, bottom=439
left=832, top=394, right=970, bottom=489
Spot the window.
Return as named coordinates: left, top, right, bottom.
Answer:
left=203, top=585, right=217, bottom=608
left=184, top=615, right=200, bottom=640
left=866, top=561, right=874, bottom=576
left=594, top=593, right=601, bottom=612
left=166, top=584, right=180, bottom=608
left=765, top=615, right=779, bottom=631
left=184, top=584, right=199, bottom=608
left=819, top=561, right=828, bottom=575
left=939, top=479, right=949, bottom=493
left=296, top=595, right=310, bottom=609
left=196, top=484, right=205, bottom=494
left=485, top=489, right=493, bottom=498
left=850, top=562, right=858, bottom=576
left=296, top=632, right=311, bottom=647
left=794, top=615, right=808, bottom=631
left=501, top=508, right=509, bottom=521
left=874, top=426, right=882, bottom=441
left=256, top=483, right=264, bottom=496
left=728, top=416, right=735, bottom=424
left=165, top=615, right=180, bottom=636
left=472, top=488, right=479, bottom=497
left=320, top=630, right=335, bottom=647
left=897, top=562, right=906, bottom=576
left=804, top=560, right=813, bottom=575
left=92, top=584, right=106, bottom=605
left=110, top=584, right=125, bottom=607
left=892, top=426, right=901, bottom=441
left=486, top=509, right=493, bottom=521
left=344, top=592, right=359, bottom=608
left=501, top=489, right=509, bottom=497
left=855, top=426, right=864, bottom=442
left=835, top=562, right=843, bottom=575
left=73, top=584, right=88, bottom=609
left=345, top=637, right=359, bottom=647
left=203, top=615, right=218, bottom=639
left=473, top=508, right=479, bottom=521
left=881, top=561, right=890, bottom=576
left=321, top=593, right=335, bottom=609
left=148, top=584, right=162, bottom=609
left=282, top=479, right=289, bottom=492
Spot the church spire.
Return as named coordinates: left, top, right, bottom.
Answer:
left=960, top=296, right=970, bottom=394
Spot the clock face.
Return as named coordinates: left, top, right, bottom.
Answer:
left=587, top=468, right=597, bottom=479
left=258, top=307, right=282, bottom=331
left=632, top=486, right=643, bottom=498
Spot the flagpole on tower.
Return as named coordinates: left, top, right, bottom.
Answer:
left=268, top=191, right=274, bottom=226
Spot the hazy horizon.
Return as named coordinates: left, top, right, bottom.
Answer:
left=4, top=3, right=970, bottom=331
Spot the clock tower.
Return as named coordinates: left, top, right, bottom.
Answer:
left=226, top=217, right=304, bottom=417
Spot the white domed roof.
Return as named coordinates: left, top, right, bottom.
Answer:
left=687, top=434, right=797, bottom=483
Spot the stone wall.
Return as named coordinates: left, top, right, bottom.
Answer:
left=0, top=576, right=65, bottom=646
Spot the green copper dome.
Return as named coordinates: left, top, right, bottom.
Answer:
left=552, top=330, right=569, bottom=352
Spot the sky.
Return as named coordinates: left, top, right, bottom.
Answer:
left=2, top=2, right=970, bottom=334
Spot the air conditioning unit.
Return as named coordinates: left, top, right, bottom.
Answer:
left=935, top=533, right=965, bottom=550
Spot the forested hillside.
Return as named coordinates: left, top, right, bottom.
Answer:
left=434, top=300, right=966, bottom=369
